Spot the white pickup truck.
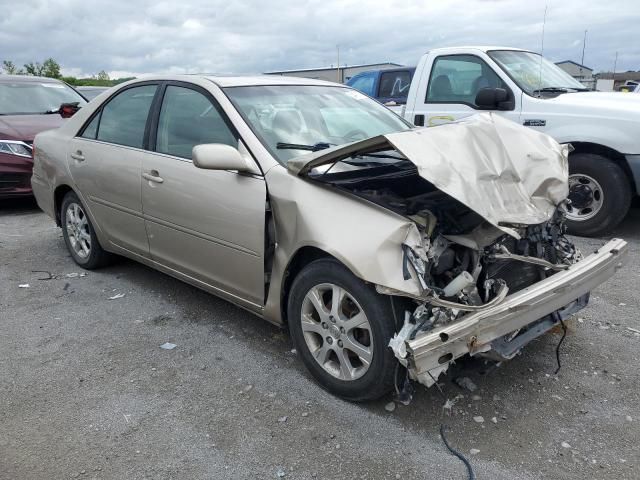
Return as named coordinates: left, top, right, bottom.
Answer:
left=347, top=46, right=640, bottom=236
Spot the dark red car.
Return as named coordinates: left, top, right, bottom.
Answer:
left=0, top=75, right=86, bottom=198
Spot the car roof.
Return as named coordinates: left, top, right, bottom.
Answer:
left=124, top=74, right=341, bottom=88
left=0, top=75, right=65, bottom=84
left=429, top=46, right=533, bottom=54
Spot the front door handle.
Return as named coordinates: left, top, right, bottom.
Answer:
left=70, top=151, right=85, bottom=161
left=142, top=171, right=164, bottom=184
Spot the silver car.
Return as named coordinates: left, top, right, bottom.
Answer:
left=31, top=76, right=627, bottom=401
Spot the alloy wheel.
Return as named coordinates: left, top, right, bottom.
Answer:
left=65, top=203, right=92, bottom=259
left=300, top=283, right=373, bottom=381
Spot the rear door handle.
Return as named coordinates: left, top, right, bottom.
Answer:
left=142, top=171, right=164, bottom=184
left=70, top=151, right=85, bottom=161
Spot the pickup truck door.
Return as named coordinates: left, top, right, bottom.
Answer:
left=407, top=53, right=521, bottom=127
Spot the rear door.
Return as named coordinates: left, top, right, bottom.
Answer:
left=69, top=83, right=158, bottom=257
left=140, top=82, right=267, bottom=307
left=410, top=54, right=521, bottom=126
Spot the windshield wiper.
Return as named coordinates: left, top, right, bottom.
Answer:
left=276, top=142, right=333, bottom=152
left=533, top=86, right=589, bottom=95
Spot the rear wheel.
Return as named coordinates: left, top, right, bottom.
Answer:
left=288, top=258, right=397, bottom=401
left=564, top=153, right=631, bottom=237
left=61, top=191, right=112, bottom=269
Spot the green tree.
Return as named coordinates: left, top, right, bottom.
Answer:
left=96, top=70, right=110, bottom=81
left=23, top=58, right=61, bottom=78
left=42, top=58, right=61, bottom=78
left=24, top=61, right=44, bottom=76
left=2, top=60, right=23, bottom=74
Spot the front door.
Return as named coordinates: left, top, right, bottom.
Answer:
left=141, top=83, right=267, bottom=307
left=411, top=54, right=521, bottom=127
left=68, top=84, right=158, bottom=257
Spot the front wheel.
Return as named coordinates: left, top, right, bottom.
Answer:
left=288, top=258, right=398, bottom=401
left=564, top=153, right=631, bottom=237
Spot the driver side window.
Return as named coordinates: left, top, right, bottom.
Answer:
left=426, top=55, right=507, bottom=107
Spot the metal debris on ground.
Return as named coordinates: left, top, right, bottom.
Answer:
left=277, top=416, right=287, bottom=423
left=159, top=342, right=177, bottom=350
left=276, top=467, right=286, bottom=477
left=108, top=293, right=125, bottom=300
left=470, top=449, right=480, bottom=455
left=32, top=270, right=56, bottom=280
left=442, top=395, right=463, bottom=416
left=18, top=284, right=30, bottom=288
left=454, top=377, right=477, bottom=392
left=384, top=401, right=396, bottom=412
left=65, top=272, right=87, bottom=278
left=473, top=416, right=484, bottom=423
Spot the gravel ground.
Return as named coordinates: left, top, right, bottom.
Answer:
left=1, top=199, right=638, bottom=480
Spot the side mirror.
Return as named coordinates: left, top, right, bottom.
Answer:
left=60, top=102, right=81, bottom=118
left=192, top=144, right=249, bottom=171
left=475, top=87, right=512, bottom=110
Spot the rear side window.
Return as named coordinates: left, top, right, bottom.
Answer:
left=426, top=55, right=507, bottom=107
left=348, top=74, right=375, bottom=96
left=155, top=85, right=237, bottom=159
left=96, top=85, right=157, bottom=148
left=378, top=71, right=412, bottom=100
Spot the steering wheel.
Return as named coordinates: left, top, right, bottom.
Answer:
left=343, top=129, right=369, bottom=142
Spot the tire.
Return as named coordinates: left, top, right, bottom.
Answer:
left=288, top=258, right=398, bottom=401
left=61, top=191, right=112, bottom=269
left=565, top=153, right=631, bottom=237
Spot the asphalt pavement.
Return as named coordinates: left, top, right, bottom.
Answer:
left=1, top=198, right=638, bottom=480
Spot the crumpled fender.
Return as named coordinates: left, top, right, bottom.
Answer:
left=262, top=164, right=424, bottom=324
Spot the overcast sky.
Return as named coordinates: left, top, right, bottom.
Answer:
left=0, top=0, right=638, bottom=78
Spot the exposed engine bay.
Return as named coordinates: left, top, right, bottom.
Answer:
left=309, top=148, right=584, bottom=387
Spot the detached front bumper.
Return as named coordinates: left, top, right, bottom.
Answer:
left=404, top=238, right=627, bottom=385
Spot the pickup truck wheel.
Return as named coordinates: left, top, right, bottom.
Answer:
left=564, top=153, right=631, bottom=237
left=288, top=258, right=397, bottom=402
left=61, top=192, right=112, bottom=269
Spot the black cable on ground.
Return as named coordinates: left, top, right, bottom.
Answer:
left=440, top=424, right=476, bottom=480
left=554, top=312, right=567, bottom=374
left=427, top=372, right=476, bottom=480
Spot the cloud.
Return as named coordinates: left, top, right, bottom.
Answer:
left=0, top=0, right=638, bottom=78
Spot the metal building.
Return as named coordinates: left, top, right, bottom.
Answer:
left=555, top=60, right=595, bottom=89
left=264, top=62, right=403, bottom=83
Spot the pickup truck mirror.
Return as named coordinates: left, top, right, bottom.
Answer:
left=192, top=144, right=250, bottom=171
left=475, top=87, right=512, bottom=111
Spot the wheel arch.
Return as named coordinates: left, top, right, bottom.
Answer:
left=280, top=246, right=344, bottom=325
left=569, top=142, right=637, bottom=195
left=53, top=184, right=75, bottom=226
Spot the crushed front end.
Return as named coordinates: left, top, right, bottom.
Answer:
left=387, top=210, right=626, bottom=387
left=288, top=113, right=628, bottom=389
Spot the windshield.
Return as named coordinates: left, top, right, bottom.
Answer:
left=0, top=80, right=86, bottom=115
left=488, top=50, right=587, bottom=96
left=224, top=85, right=411, bottom=163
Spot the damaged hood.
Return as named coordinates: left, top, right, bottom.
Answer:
left=288, top=113, right=569, bottom=227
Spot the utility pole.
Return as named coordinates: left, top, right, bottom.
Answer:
left=336, top=45, right=341, bottom=83
left=581, top=30, right=587, bottom=65
left=613, top=51, right=618, bottom=75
